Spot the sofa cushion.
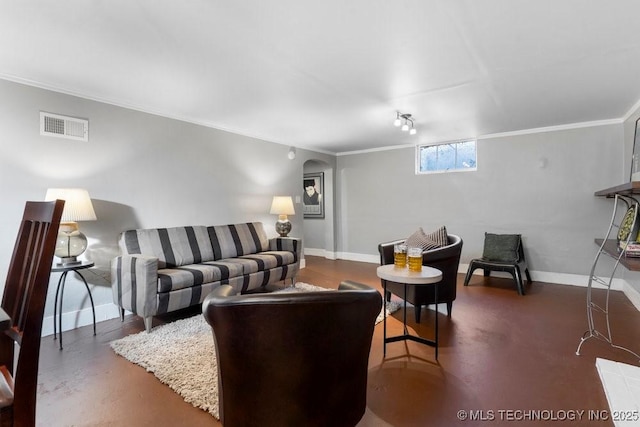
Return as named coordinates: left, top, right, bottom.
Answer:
left=158, top=261, right=245, bottom=292
left=222, top=251, right=298, bottom=275
left=207, top=222, right=269, bottom=260
left=156, top=250, right=297, bottom=292
left=121, top=226, right=214, bottom=268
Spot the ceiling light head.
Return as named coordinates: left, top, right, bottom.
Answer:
left=409, top=127, right=417, bottom=135
left=393, top=112, right=401, bottom=127
left=401, top=122, right=409, bottom=131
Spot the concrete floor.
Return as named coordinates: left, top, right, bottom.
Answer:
left=36, top=256, right=640, bottom=426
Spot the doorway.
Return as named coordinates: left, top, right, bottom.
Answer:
left=302, top=159, right=335, bottom=259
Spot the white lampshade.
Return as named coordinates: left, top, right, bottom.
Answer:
left=270, top=196, right=295, bottom=216
left=45, top=188, right=97, bottom=222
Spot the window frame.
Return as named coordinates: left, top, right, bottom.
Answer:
left=415, top=139, right=478, bottom=175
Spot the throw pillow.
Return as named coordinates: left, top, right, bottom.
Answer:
left=405, top=226, right=449, bottom=251
left=482, top=233, right=521, bottom=262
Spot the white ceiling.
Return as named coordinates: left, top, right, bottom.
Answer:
left=3, top=1, right=640, bottom=154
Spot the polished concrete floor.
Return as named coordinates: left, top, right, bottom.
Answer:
left=36, top=256, right=640, bottom=426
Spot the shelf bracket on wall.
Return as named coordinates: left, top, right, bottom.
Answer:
left=576, top=193, right=640, bottom=362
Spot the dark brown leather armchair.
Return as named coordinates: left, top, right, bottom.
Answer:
left=378, top=234, right=463, bottom=323
left=202, top=280, right=382, bottom=427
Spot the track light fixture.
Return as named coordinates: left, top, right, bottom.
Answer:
left=394, top=112, right=402, bottom=127
left=393, top=112, right=417, bottom=136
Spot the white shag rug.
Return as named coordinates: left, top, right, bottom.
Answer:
left=110, top=282, right=400, bottom=419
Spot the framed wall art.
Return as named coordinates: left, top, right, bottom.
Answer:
left=303, top=172, right=324, bottom=219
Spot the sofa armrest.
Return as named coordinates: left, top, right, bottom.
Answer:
left=269, top=237, right=302, bottom=262
left=111, top=255, right=159, bottom=317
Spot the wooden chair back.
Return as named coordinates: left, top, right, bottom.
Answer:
left=0, top=200, right=64, bottom=427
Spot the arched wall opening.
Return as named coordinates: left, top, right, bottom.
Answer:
left=302, top=159, right=335, bottom=259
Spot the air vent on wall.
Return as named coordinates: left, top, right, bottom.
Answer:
left=40, top=112, right=89, bottom=142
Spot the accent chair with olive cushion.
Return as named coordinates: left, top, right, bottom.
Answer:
left=378, top=226, right=463, bottom=323
left=463, top=232, right=532, bottom=295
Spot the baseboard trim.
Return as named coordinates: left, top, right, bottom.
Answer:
left=304, top=248, right=338, bottom=260
left=623, top=280, right=640, bottom=311
left=458, top=263, right=630, bottom=293
left=307, top=248, right=639, bottom=303
left=42, top=302, right=122, bottom=337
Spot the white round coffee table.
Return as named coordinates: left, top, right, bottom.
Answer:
left=376, top=264, right=443, bottom=359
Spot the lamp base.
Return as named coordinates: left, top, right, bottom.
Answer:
left=55, top=222, right=88, bottom=265
left=275, top=219, right=292, bottom=237
left=57, top=256, right=82, bottom=267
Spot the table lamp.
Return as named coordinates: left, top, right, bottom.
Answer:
left=270, top=196, right=295, bottom=237
left=45, top=188, right=97, bottom=266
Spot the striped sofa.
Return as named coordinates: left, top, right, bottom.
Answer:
left=111, top=222, right=301, bottom=332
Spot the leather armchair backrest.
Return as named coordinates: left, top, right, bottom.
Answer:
left=378, top=234, right=463, bottom=266
left=202, top=281, right=382, bottom=427
left=378, top=235, right=463, bottom=302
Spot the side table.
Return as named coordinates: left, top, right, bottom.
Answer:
left=51, top=261, right=96, bottom=350
left=376, top=264, right=443, bottom=359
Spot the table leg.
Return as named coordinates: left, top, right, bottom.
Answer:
left=58, top=272, right=67, bottom=350
left=53, top=271, right=67, bottom=342
left=403, top=283, right=408, bottom=335
left=383, top=280, right=387, bottom=357
left=381, top=280, right=440, bottom=361
left=435, top=284, right=439, bottom=360
left=74, top=271, right=96, bottom=336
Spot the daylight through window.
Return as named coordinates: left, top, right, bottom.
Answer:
left=417, top=140, right=477, bottom=174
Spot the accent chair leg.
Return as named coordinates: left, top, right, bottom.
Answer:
left=512, top=266, right=525, bottom=296
left=144, top=317, right=153, bottom=333
left=525, top=268, right=532, bottom=283
left=463, top=263, right=477, bottom=286
left=446, top=301, right=452, bottom=318
left=119, top=308, right=125, bottom=322
left=386, top=291, right=392, bottom=302
left=414, top=305, right=422, bottom=323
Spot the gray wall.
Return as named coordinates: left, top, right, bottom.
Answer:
left=1, top=75, right=635, bottom=331
left=336, top=124, right=624, bottom=277
left=0, top=78, right=334, bottom=331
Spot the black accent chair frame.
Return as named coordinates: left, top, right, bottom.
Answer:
left=378, top=234, right=463, bottom=323
left=463, top=237, right=532, bottom=295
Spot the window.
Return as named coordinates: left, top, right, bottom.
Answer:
left=416, top=140, right=477, bottom=174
